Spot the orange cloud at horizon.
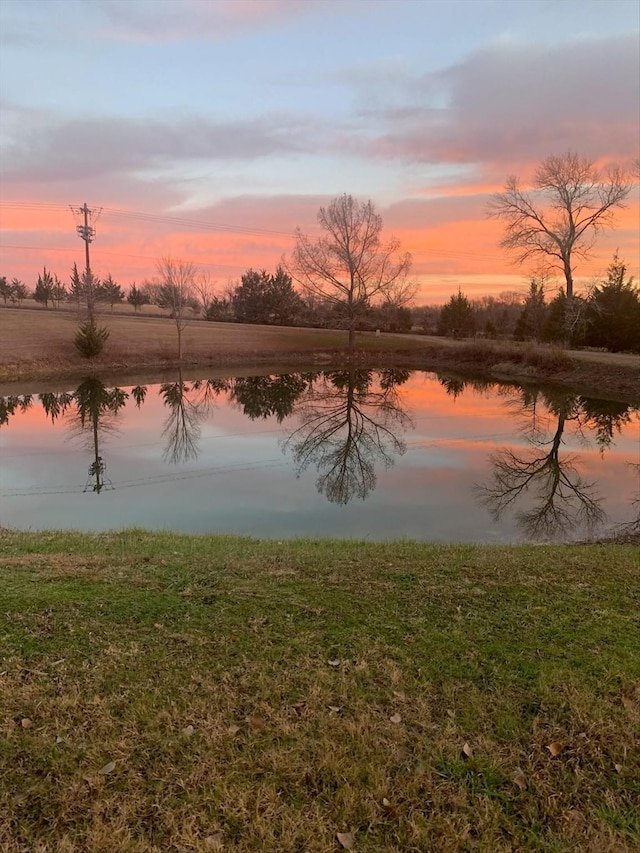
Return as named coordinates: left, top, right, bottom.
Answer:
left=1, top=189, right=637, bottom=306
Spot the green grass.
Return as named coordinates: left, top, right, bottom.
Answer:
left=1, top=529, right=639, bottom=851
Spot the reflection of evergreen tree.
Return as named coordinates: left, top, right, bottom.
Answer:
left=131, top=385, right=148, bottom=408
left=67, top=377, right=128, bottom=493
left=439, top=376, right=467, bottom=399
left=577, top=396, right=635, bottom=453
left=39, top=392, right=74, bottom=423
left=230, top=374, right=311, bottom=422
left=0, top=394, right=33, bottom=427
left=283, top=367, right=413, bottom=504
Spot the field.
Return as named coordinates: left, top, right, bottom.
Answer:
left=1, top=529, right=639, bottom=852
left=1, top=306, right=639, bottom=399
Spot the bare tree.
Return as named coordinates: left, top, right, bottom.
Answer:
left=290, top=195, right=414, bottom=350
left=488, top=151, right=631, bottom=298
left=193, top=270, right=216, bottom=316
left=155, top=257, right=197, bottom=361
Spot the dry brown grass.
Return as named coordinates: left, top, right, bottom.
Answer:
left=1, top=306, right=638, bottom=400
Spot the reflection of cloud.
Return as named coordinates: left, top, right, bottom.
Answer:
left=97, top=0, right=347, bottom=41
left=0, top=0, right=347, bottom=44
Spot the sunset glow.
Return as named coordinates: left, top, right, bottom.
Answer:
left=1, top=1, right=638, bottom=305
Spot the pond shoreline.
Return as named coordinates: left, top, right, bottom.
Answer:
left=2, top=344, right=638, bottom=402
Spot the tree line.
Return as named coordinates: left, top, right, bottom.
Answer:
left=1, top=151, right=637, bottom=354
left=419, top=252, right=639, bottom=352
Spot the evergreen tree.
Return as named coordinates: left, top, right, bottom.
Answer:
left=69, top=263, right=84, bottom=310
left=11, top=278, right=28, bottom=305
left=0, top=276, right=11, bottom=305
left=585, top=253, right=640, bottom=352
left=514, top=277, right=547, bottom=341
left=34, top=267, right=55, bottom=308
left=437, top=289, right=475, bottom=337
left=127, top=283, right=149, bottom=313
left=51, top=274, right=67, bottom=309
left=232, top=269, right=272, bottom=324
left=101, top=273, right=125, bottom=312
left=268, top=265, right=303, bottom=325
left=543, top=290, right=587, bottom=346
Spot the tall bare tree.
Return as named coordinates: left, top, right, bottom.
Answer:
left=488, top=151, right=631, bottom=298
left=193, top=270, right=215, bottom=316
left=155, top=257, right=197, bottom=361
left=290, top=195, right=414, bottom=350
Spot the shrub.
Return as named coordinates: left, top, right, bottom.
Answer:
left=74, top=321, right=109, bottom=358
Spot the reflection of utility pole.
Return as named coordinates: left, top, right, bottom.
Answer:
left=83, top=414, right=113, bottom=494
left=70, top=203, right=101, bottom=321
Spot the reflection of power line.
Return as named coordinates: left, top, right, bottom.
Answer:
left=5, top=426, right=289, bottom=458
left=0, top=457, right=289, bottom=497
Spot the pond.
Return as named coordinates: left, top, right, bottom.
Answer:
left=1, top=368, right=638, bottom=543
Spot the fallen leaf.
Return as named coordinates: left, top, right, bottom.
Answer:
left=327, top=659, right=341, bottom=667
left=181, top=725, right=195, bottom=737
left=393, top=691, right=406, bottom=701
left=446, top=709, right=455, bottom=719
left=337, top=831, right=354, bottom=849
left=55, top=735, right=63, bottom=744
left=390, top=713, right=402, bottom=724
left=328, top=706, right=341, bottom=713
left=614, top=763, right=623, bottom=774
left=621, top=695, right=635, bottom=712
left=98, top=760, right=116, bottom=775
left=20, top=718, right=32, bottom=729
left=227, top=724, right=240, bottom=735
left=563, top=809, right=584, bottom=824
left=382, top=797, right=391, bottom=807
left=512, top=767, right=527, bottom=791
left=248, top=715, right=266, bottom=731
left=462, top=742, right=473, bottom=759
left=203, top=832, right=224, bottom=850
left=547, top=742, right=563, bottom=757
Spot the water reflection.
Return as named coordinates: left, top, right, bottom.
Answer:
left=229, top=373, right=313, bottom=422
left=1, top=371, right=637, bottom=540
left=219, top=368, right=413, bottom=504
left=475, top=387, right=636, bottom=540
left=282, top=367, right=413, bottom=504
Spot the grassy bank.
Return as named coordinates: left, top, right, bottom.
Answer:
left=1, top=529, right=638, bottom=851
left=1, top=307, right=638, bottom=399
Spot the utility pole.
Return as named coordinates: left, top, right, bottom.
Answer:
left=70, top=202, right=101, bottom=321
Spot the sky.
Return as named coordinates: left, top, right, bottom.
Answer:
left=0, top=0, right=638, bottom=304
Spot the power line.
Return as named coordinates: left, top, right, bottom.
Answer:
left=0, top=199, right=505, bottom=261
left=0, top=200, right=301, bottom=241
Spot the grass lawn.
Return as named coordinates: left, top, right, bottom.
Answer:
left=1, top=530, right=638, bottom=851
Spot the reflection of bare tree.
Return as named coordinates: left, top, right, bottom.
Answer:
left=159, top=372, right=223, bottom=464
left=475, top=391, right=618, bottom=540
left=608, top=462, right=640, bottom=541
left=283, top=367, right=413, bottom=504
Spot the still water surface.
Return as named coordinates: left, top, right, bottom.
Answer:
left=1, top=368, right=638, bottom=543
